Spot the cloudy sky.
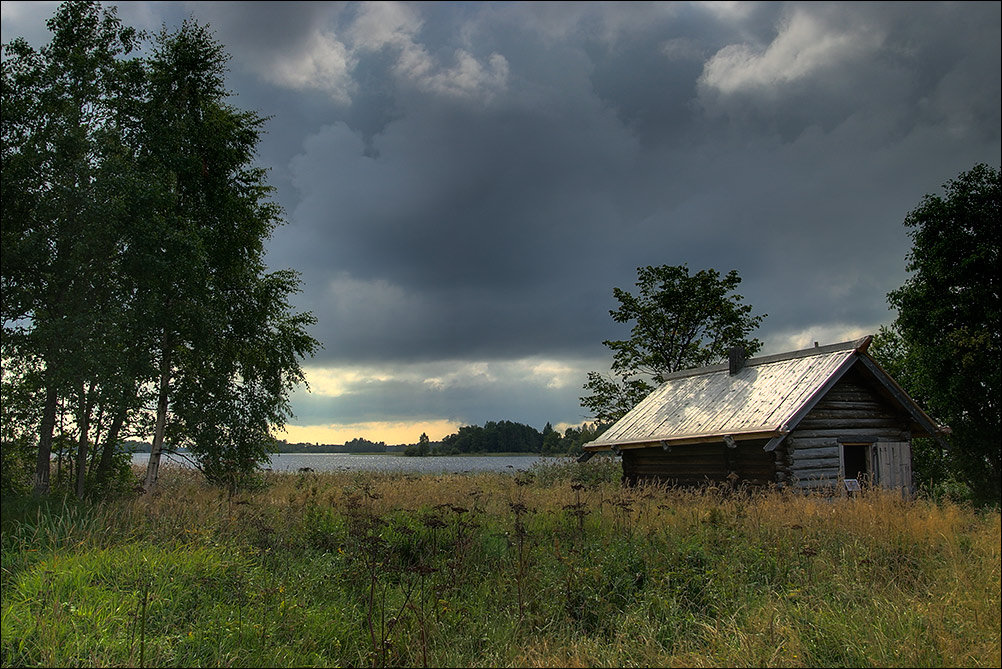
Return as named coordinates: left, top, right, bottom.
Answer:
left=3, top=1, right=1000, bottom=445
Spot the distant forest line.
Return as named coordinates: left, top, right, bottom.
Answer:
left=125, top=420, right=608, bottom=457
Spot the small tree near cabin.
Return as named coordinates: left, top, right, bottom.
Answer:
left=581, top=264, right=765, bottom=423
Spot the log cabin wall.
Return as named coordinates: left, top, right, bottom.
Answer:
left=621, top=439, right=775, bottom=486
left=779, top=366, right=912, bottom=489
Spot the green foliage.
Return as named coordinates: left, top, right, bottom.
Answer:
left=2, top=0, right=147, bottom=495
left=885, top=163, right=1000, bottom=504
left=0, top=359, right=41, bottom=495
left=440, top=420, right=544, bottom=454
left=404, top=433, right=431, bottom=456
left=403, top=432, right=432, bottom=457
left=582, top=265, right=765, bottom=423
left=540, top=422, right=560, bottom=454
left=0, top=437, right=35, bottom=497
left=277, top=437, right=390, bottom=454
left=869, top=326, right=960, bottom=499
left=425, top=422, right=605, bottom=457
left=580, top=371, right=653, bottom=425
left=528, top=454, right=621, bottom=486
left=1, top=2, right=318, bottom=498
left=558, top=422, right=609, bottom=456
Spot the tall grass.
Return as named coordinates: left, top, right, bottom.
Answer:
left=2, top=461, right=999, bottom=667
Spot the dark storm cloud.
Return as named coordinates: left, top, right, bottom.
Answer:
left=266, top=1, right=999, bottom=368
left=4, top=1, right=999, bottom=431
left=286, top=87, right=641, bottom=361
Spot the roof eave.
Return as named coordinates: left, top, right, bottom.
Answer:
left=583, top=427, right=782, bottom=452
left=855, top=353, right=950, bottom=447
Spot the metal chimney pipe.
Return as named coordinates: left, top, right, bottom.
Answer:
left=728, top=347, right=745, bottom=375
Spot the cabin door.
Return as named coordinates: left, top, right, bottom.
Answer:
left=875, top=441, right=912, bottom=493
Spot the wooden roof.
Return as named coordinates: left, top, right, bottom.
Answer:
left=584, top=336, right=943, bottom=452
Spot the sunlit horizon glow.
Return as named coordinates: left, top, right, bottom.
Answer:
left=276, top=418, right=598, bottom=447
left=276, top=419, right=463, bottom=446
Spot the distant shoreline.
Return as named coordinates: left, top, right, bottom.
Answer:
left=128, top=448, right=567, bottom=457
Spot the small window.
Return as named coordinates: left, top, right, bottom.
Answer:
left=842, top=443, right=871, bottom=482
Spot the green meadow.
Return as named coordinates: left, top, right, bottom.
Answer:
left=2, top=460, right=999, bottom=668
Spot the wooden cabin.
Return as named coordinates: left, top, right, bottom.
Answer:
left=582, top=336, right=946, bottom=494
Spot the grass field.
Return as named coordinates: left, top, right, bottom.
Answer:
left=2, top=459, right=999, bottom=667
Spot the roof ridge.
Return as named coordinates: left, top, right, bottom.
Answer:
left=660, top=336, right=870, bottom=382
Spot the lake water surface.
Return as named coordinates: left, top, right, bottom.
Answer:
left=132, top=452, right=554, bottom=474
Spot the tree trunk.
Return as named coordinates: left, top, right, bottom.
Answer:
left=94, top=400, right=128, bottom=491
left=88, top=403, right=106, bottom=476
left=144, top=340, right=171, bottom=494
left=75, top=379, right=96, bottom=499
left=34, top=382, right=58, bottom=496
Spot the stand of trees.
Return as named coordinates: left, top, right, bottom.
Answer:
left=541, top=422, right=607, bottom=456
left=1, top=2, right=318, bottom=497
left=403, top=432, right=431, bottom=457
left=432, top=421, right=605, bottom=456
left=273, top=438, right=389, bottom=454
left=871, top=163, right=1000, bottom=504
left=438, top=421, right=542, bottom=454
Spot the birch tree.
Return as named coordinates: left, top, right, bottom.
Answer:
left=137, top=19, right=319, bottom=492
left=1, top=1, right=140, bottom=495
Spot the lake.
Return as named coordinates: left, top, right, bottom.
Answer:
left=132, top=451, right=555, bottom=474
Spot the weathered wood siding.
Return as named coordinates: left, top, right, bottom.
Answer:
left=777, top=367, right=912, bottom=489
left=622, top=439, right=775, bottom=486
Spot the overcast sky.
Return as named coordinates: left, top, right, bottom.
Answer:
left=4, top=1, right=1000, bottom=445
